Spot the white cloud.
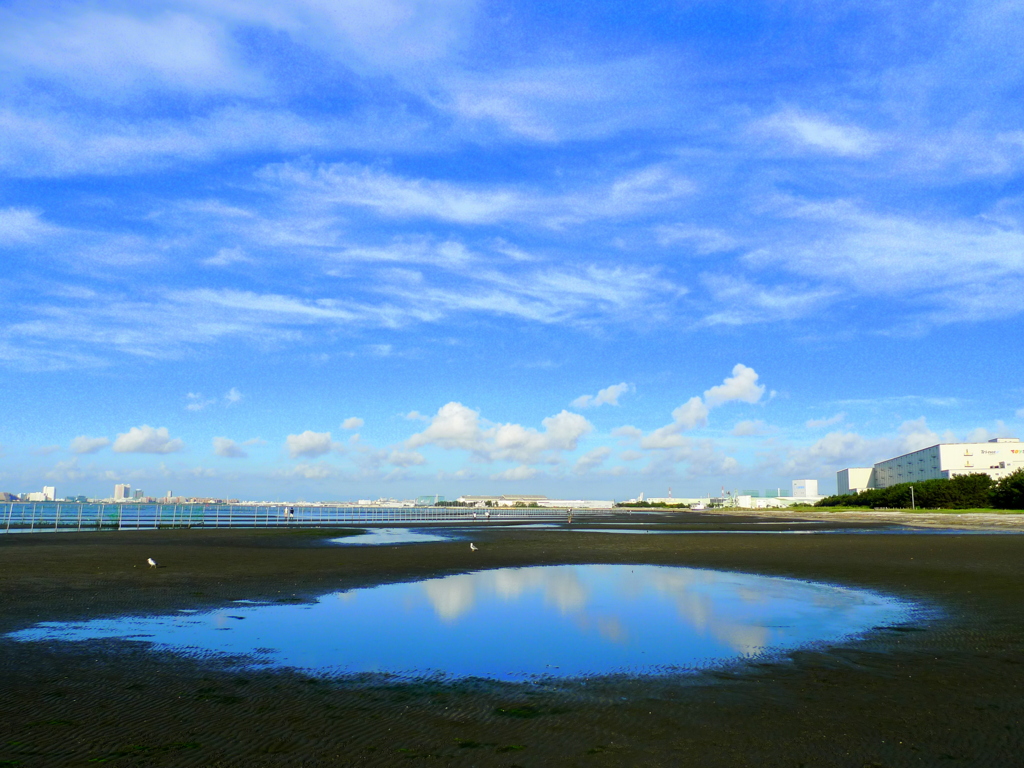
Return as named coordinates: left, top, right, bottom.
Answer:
left=43, top=457, right=86, bottom=482
left=388, top=450, right=425, bottom=467
left=213, top=437, right=247, bottom=458
left=260, top=160, right=693, bottom=228
left=407, top=402, right=482, bottom=452
left=700, top=274, right=838, bottom=326
left=342, top=417, right=364, bottom=430
left=404, top=410, right=429, bottom=421
left=574, top=447, right=612, bottom=475
left=571, top=382, right=632, bottom=409
left=289, top=462, right=335, bottom=480
left=655, top=224, right=739, bottom=254
left=202, top=247, right=251, bottom=267
left=750, top=199, right=1024, bottom=323
left=113, top=425, right=184, bottom=454
left=756, top=110, right=880, bottom=157
left=224, top=387, right=243, bottom=404
left=186, top=392, right=216, bottom=411
left=0, top=207, right=61, bottom=245
left=491, top=465, right=539, bottom=481
left=441, top=55, right=681, bottom=143
left=1017, top=408, right=1024, bottom=419
left=640, top=365, right=765, bottom=449
left=70, top=435, right=110, bottom=454
left=806, top=413, right=846, bottom=429
left=407, top=402, right=593, bottom=465
left=285, top=430, right=337, bottom=458
left=0, top=9, right=261, bottom=98
left=703, top=364, right=766, bottom=407
left=611, top=425, right=643, bottom=440
left=965, top=422, right=1010, bottom=443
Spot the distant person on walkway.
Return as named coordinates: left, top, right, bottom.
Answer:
left=567, top=508, right=573, bottom=524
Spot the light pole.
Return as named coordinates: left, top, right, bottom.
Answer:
left=910, top=485, right=915, bottom=510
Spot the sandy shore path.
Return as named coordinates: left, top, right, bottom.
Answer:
left=1, top=514, right=1022, bottom=767
left=686, top=505, right=1024, bottom=531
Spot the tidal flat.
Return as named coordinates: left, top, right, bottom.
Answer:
left=1, top=512, right=1022, bottom=767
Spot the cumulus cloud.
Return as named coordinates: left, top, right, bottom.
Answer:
left=285, top=430, right=338, bottom=458
left=571, top=382, right=632, bottom=409
left=407, top=402, right=593, bottom=464
left=113, top=425, right=184, bottom=454
left=703, top=364, right=765, bottom=407
left=341, top=417, right=364, bottom=430
left=213, top=436, right=247, bottom=458
left=70, top=435, right=110, bottom=454
left=640, top=365, right=765, bottom=450
left=225, top=387, right=243, bottom=404
left=640, top=397, right=709, bottom=449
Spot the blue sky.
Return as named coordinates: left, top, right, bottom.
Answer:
left=2, top=0, right=1023, bottom=501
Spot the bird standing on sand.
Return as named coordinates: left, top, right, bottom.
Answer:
left=470, top=543, right=478, bottom=552
left=147, top=557, right=157, bottom=568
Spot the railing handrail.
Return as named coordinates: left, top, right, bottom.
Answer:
left=0, top=501, right=617, bottom=534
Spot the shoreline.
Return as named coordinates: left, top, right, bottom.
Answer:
left=2, top=515, right=1022, bottom=766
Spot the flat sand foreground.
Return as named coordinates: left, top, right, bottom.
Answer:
left=1, top=513, right=1023, bottom=767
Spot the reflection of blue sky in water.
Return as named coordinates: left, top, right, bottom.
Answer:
left=9, top=566, right=911, bottom=681
left=328, top=528, right=461, bottom=546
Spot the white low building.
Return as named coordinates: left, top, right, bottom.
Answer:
left=839, top=437, right=1023, bottom=491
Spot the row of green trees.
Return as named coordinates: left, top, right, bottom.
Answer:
left=816, top=469, right=1024, bottom=510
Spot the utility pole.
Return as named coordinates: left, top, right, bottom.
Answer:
left=910, top=485, right=915, bottom=510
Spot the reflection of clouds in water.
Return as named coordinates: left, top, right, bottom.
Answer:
left=597, top=616, right=628, bottom=644
left=573, top=613, right=631, bottom=645
left=542, top=569, right=588, bottom=614
left=423, top=574, right=477, bottom=622
left=421, top=566, right=590, bottom=622
left=648, top=570, right=770, bottom=656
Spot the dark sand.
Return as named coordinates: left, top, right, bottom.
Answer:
left=1, top=513, right=1022, bottom=767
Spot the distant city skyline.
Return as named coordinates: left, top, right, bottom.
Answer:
left=2, top=1, right=1023, bottom=500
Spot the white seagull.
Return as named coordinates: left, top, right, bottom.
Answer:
left=147, top=557, right=157, bottom=568
left=470, top=543, right=478, bottom=552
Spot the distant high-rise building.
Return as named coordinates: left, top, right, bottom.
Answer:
left=114, top=483, right=130, bottom=500
left=133, top=489, right=144, bottom=500
left=42, top=486, right=55, bottom=501
left=166, top=491, right=173, bottom=499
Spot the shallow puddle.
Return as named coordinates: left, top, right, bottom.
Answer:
left=328, top=528, right=462, bottom=545
left=9, top=564, right=913, bottom=681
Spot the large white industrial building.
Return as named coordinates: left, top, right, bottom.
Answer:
left=838, top=438, right=1023, bottom=491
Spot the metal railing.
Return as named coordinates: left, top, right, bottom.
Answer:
left=0, top=502, right=614, bottom=534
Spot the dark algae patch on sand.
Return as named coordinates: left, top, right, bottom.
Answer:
left=1, top=519, right=1023, bottom=766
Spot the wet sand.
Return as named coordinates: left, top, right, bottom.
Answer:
left=1, top=512, right=1023, bottom=767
